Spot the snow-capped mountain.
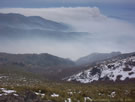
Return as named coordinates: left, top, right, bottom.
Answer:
left=67, top=53, right=135, bottom=83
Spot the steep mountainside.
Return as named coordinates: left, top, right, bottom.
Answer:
left=76, top=52, right=121, bottom=65
left=67, top=52, right=135, bottom=83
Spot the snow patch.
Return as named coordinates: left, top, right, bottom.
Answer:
left=0, top=76, right=7, bottom=79
left=108, top=91, right=116, bottom=98
left=67, top=56, right=135, bottom=83
left=13, top=94, right=19, bottom=96
left=35, top=92, right=45, bottom=97
left=0, top=88, right=16, bottom=94
left=0, top=88, right=16, bottom=96
left=67, top=98, right=72, bottom=102
left=84, top=97, right=92, bottom=102
left=51, top=93, right=59, bottom=97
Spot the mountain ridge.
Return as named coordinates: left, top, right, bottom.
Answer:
left=0, top=52, right=74, bottom=68
left=67, top=52, right=135, bottom=83
left=76, top=52, right=121, bottom=65
left=0, top=13, right=89, bottom=41
left=0, top=13, right=69, bottom=31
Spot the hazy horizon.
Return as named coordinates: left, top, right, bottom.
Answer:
left=0, top=0, right=135, bottom=60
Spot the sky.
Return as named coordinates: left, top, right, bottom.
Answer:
left=0, top=0, right=135, bottom=23
left=0, top=0, right=135, bottom=60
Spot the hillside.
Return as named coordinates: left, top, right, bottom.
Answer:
left=0, top=52, right=75, bottom=80
left=67, top=52, right=135, bottom=83
left=76, top=52, right=121, bottom=65
left=0, top=53, right=74, bottom=67
left=0, top=52, right=135, bottom=102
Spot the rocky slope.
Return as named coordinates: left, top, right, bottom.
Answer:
left=67, top=53, right=135, bottom=83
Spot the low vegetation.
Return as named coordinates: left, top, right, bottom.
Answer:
left=0, top=80, right=135, bottom=102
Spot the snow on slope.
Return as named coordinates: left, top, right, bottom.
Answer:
left=67, top=56, right=135, bottom=83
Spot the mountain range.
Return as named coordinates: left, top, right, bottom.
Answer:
left=0, top=13, right=88, bottom=41
left=0, top=13, right=135, bottom=83
left=0, top=51, right=135, bottom=83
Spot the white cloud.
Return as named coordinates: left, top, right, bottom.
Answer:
left=0, top=7, right=135, bottom=60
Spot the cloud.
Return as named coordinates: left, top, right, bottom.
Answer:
left=0, top=7, right=135, bottom=60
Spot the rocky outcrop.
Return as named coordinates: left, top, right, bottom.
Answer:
left=0, top=91, right=50, bottom=102
left=67, top=54, right=135, bottom=83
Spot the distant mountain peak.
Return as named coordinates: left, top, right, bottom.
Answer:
left=76, top=51, right=121, bottom=65
left=0, top=13, right=69, bottom=31
left=0, top=13, right=87, bottom=41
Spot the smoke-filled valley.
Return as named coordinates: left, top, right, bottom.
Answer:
left=0, top=7, right=135, bottom=60
left=0, top=1, right=135, bottom=102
